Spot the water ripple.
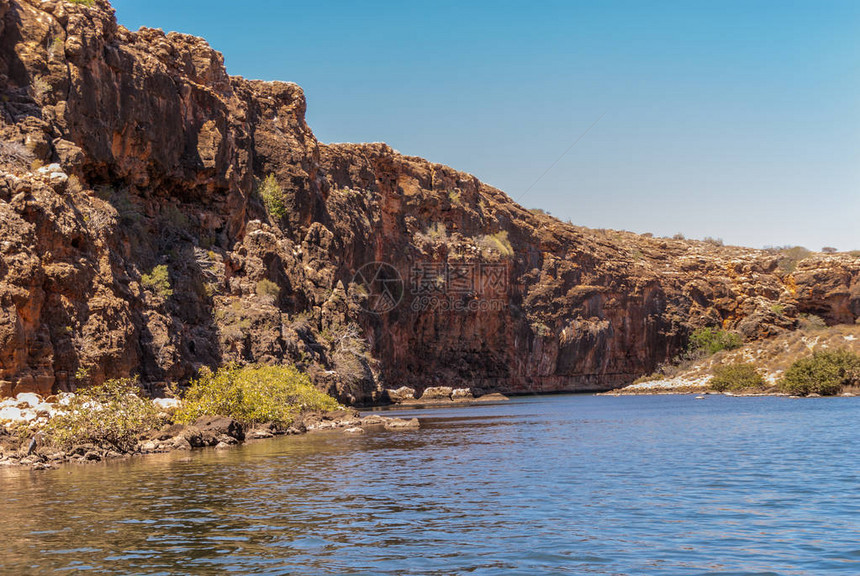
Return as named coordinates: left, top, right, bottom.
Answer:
left=1, top=395, right=859, bottom=575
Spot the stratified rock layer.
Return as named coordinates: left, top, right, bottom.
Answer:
left=1, top=0, right=858, bottom=401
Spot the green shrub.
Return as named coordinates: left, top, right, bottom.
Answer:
left=258, top=174, right=287, bottom=220
left=141, top=264, right=173, bottom=299
left=45, top=378, right=163, bottom=452
left=688, top=327, right=742, bottom=356
left=174, top=364, right=341, bottom=426
left=779, top=349, right=860, bottom=396
left=256, top=279, right=280, bottom=300
left=68, top=0, right=95, bottom=5
left=710, top=363, right=765, bottom=392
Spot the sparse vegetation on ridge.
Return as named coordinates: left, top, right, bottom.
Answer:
left=771, top=246, right=813, bottom=274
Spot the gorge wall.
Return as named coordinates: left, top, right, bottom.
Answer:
left=1, top=0, right=859, bottom=403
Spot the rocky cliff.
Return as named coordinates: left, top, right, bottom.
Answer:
left=1, top=0, right=858, bottom=403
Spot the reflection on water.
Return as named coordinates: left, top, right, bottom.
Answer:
left=2, top=395, right=860, bottom=575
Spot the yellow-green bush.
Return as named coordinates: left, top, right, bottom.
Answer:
left=779, top=349, right=860, bottom=396
left=175, top=364, right=340, bottom=425
left=256, top=279, right=280, bottom=299
left=478, top=230, right=514, bottom=257
left=258, top=174, right=287, bottom=220
left=141, top=264, right=173, bottom=299
left=44, top=378, right=163, bottom=452
left=709, top=363, right=765, bottom=392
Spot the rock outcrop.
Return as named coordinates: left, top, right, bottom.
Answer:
left=1, top=0, right=858, bottom=402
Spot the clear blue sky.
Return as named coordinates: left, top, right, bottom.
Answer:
left=114, top=1, right=860, bottom=250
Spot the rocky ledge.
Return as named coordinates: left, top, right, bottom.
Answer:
left=383, top=385, right=510, bottom=405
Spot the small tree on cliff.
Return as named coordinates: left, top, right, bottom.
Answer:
left=258, top=174, right=287, bottom=220
left=141, top=265, right=173, bottom=300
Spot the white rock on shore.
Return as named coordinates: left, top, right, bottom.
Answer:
left=385, top=386, right=415, bottom=403
left=0, top=392, right=184, bottom=427
left=15, top=393, right=42, bottom=408
left=153, top=398, right=181, bottom=412
left=620, top=376, right=710, bottom=391
left=0, top=406, right=24, bottom=422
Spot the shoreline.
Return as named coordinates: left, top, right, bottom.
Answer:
left=601, top=387, right=859, bottom=398
left=0, top=408, right=419, bottom=471
left=0, top=387, right=513, bottom=470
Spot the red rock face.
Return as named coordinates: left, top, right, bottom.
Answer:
left=0, top=0, right=858, bottom=401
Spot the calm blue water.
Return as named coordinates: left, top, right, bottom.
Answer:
left=1, top=394, right=859, bottom=575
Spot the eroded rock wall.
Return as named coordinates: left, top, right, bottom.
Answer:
left=0, top=0, right=858, bottom=401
